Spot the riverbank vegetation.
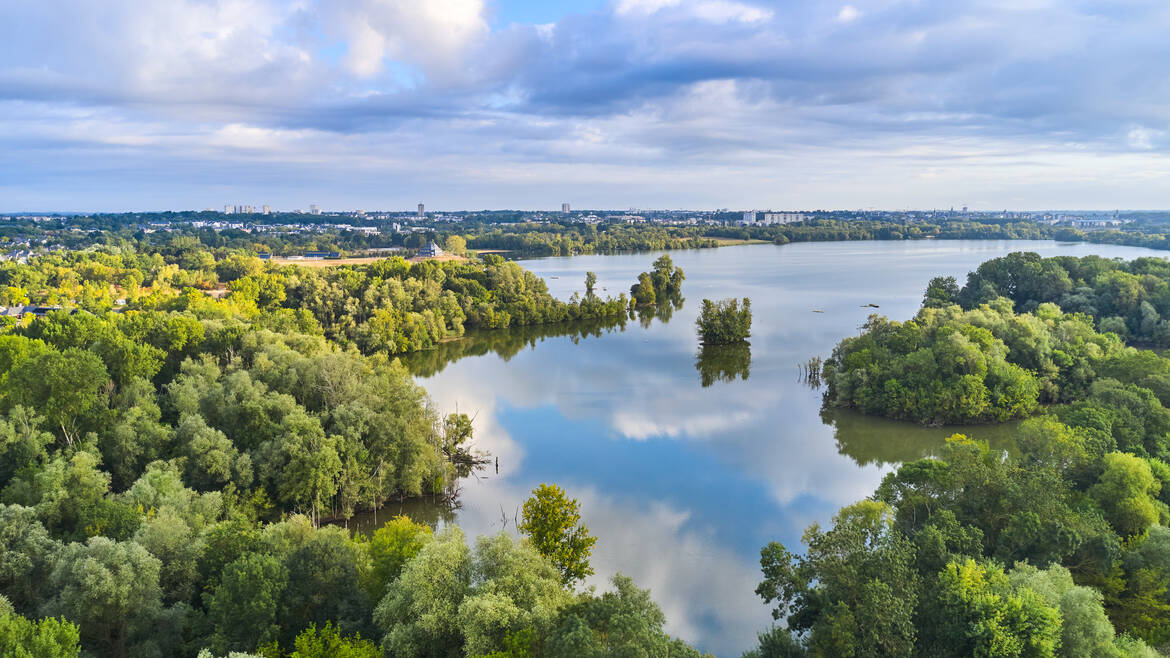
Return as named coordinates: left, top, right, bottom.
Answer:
left=821, top=300, right=1117, bottom=424
left=468, top=223, right=719, bottom=256
left=709, top=218, right=1057, bottom=245
left=750, top=253, right=1170, bottom=656
left=0, top=248, right=638, bottom=356
left=0, top=247, right=712, bottom=657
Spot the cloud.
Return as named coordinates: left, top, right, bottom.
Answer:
left=614, top=0, right=682, bottom=15
left=445, top=476, right=771, bottom=655
left=5, top=0, right=1170, bottom=209
left=329, top=0, right=489, bottom=79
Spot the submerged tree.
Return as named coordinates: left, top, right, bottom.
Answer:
left=696, top=298, right=752, bottom=345
left=630, top=256, right=685, bottom=307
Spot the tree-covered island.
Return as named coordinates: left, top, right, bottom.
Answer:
left=743, top=253, right=1170, bottom=656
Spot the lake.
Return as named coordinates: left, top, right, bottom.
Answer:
left=363, top=239, right=1170, bottom=656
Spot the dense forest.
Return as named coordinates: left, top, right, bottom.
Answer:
left=822, top=300, right=1115, bottom=424
left=16, top=237, right=1170, bottom=656
left=0, top=245, right=629, bottom=354
left=757, top=253, right=1170, bottom=656
left=949, top=252, right=1170, bottom=346
left=0, top=247, right=709, bottom=657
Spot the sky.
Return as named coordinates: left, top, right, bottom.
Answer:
left=3, top=0, right=1170, bottom=212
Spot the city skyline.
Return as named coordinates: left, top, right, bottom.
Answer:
left=4, top=1, right=1170, bottom=212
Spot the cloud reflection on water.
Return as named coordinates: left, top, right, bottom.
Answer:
left=395, top=241, right=1170, bottom=654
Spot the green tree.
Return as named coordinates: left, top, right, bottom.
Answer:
left=756, top=501, right=918, bottom=657
left=273, top=421, right=342, bottom=526
left=741, top=626, right=807, bottom=658
left=2, top=348, right=109, bottom=446
left=278, top=529, right=370, bottom=648
left=374, top=526, right=471, bottom=657
left=923, top=276, right=959, bottom=308
left=584, top=271, right=598, bottom=297
left=0, top=597, right=81, bottom=658
left=545, top=574, right=708, bottom=657
left=445, top=235, right=468, bottom=256
left=289, top=622, right=379, bottom=658
left=630, top=272, right=656, bottom=306
left=133, top=507, right=201, bottom=605
left=208, top=553, right=287, bottom=654
left=1092, top=452, right=1161, bottom=538
left=0, top=505, right=59, bottom=613
left=1008, top=562, right=1150, bottom=657
left=363, top=515, right=433, bottom=602
left=41, top=537, right=165, bottom=658
left=6, top=450, right=122, bottom=541
left=519, top=483, right=597, bottom=585
left=374, top=528, right=569, bottom=657
left=0, top=406, right=54, bottom=488
left=926, top=559, right=1061, bottom=658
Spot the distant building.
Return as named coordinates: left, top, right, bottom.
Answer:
left=1070, top=218, right=1127, bottom=229
left=417, top=241, right=444, bottom=258
left=309, top=204, right=320, bottom=215
left=741, top=212, right=805, bottom=225
left=417, top=203, right=425, bottom=217
left=244, top=205, right=254, bottom=214
left=0, top=305, right=62, bottom=318
left=562, top=203, right=571, bottom=213
left=224, top=205, right=233, bottom=214
left=262, top=205, right=271, bottom=215
left=761, top=213, right=806, bottom=225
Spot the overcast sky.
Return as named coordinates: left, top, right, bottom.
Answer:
left=3, top=0, right=1170, bottom=212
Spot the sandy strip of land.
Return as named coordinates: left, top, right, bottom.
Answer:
left=271, top=256, right=393, bottom=267
left=710, top=237, right=772, bottom=246
left=407, top=254, right=469, bottom=263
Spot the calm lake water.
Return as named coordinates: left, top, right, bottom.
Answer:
left=365, top=240, right=1170, bottom=656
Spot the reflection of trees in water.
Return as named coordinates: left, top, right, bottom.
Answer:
left=338, top=493, right=460, bottom=537
left=399, top=293, right=686, bottom=377
left=635, top=292, right=685, bottom=328
left=399, top=316, right=629, bottom=377
left=367, top=296, right=694, bottom=537
left=695, top=343, right=752, bottom=387
left=822, top=407, right=1020, bottom=467
left=799, top=356, right=822, bottom=389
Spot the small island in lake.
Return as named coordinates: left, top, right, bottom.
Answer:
left=696, top=297, right=752, bottom=345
